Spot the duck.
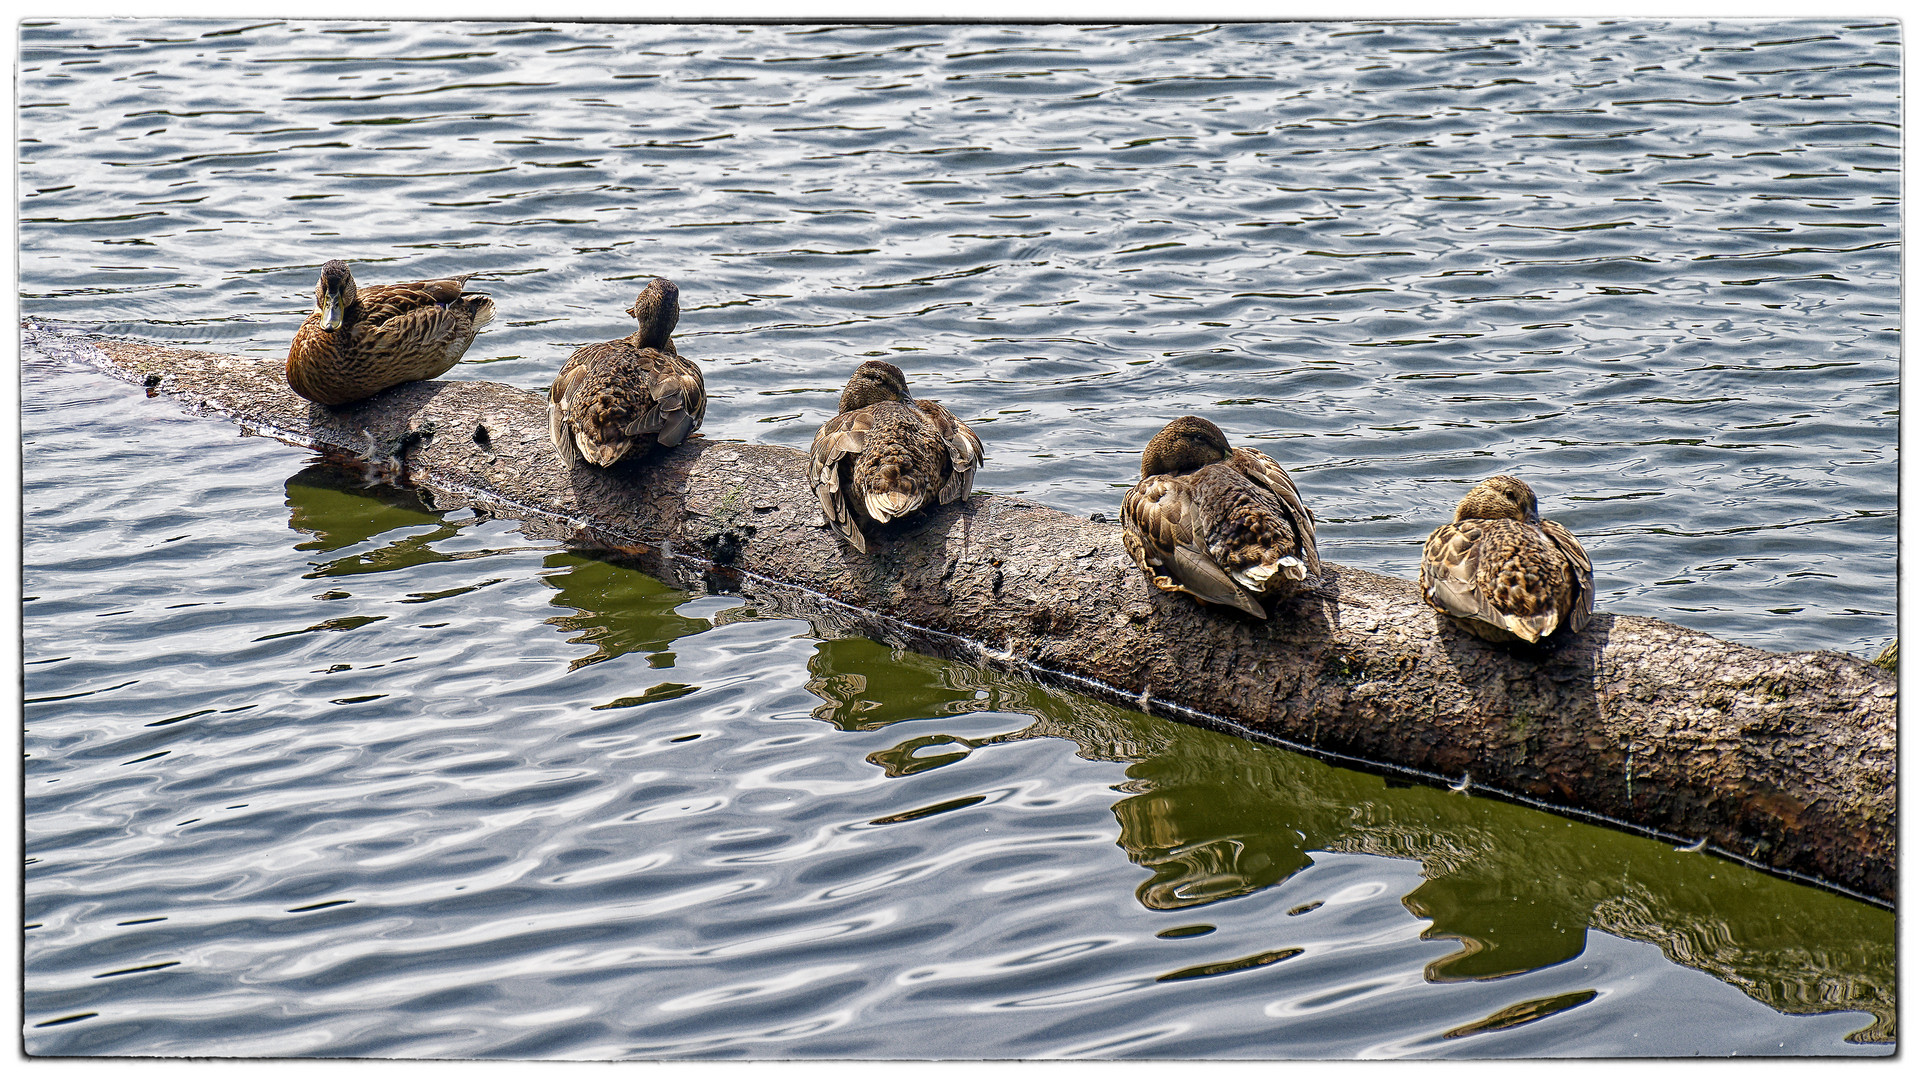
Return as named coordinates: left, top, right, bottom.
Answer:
left=809, top=360, right=984, bottom=553
left=1419, top=474, right=1594, bottom=645
left=548, top=277, right=707, bottom=468
left=1120, top=415, right=1319, bottom=619
left=285, top=260, right=494, bottom=406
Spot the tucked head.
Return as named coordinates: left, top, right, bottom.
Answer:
left=313, top=260, right=358, bottom=331
left=1454, top=475, right=1539, bottom=523
left=626, top=277, right=681, bottom=348
left=1141, top=415, right=1232, bottom=477
left=839, top=360, right=913, bottom=412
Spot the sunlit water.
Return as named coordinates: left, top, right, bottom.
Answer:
left=18, top=17, right=1897, bottom=654
left=19, top=17, right=1898, bottom=1059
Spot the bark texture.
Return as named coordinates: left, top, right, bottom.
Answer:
left=35, top=324, right=1895, bottom=904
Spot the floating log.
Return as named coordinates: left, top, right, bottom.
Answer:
left=29, top=322, right=1895, bottom=904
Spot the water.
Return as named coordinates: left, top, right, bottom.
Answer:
left=19, top=18, right=1897, bottom=1058
left=19, top=17, right=1898, bottom=655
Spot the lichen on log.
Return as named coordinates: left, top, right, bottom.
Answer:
left=28, top=322, right=1895, bottom=904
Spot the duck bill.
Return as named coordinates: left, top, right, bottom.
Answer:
left=317, top=295, right=345, bottom=331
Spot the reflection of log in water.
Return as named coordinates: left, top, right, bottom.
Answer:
left=541, top=552, right=715, bottom=673
left=272, top=467, right=1893, bottom=1043
left=798, top=638, right=1894, bottom=1043
left=57, top=326, right=1894, bottom=905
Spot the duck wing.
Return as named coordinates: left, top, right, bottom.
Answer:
left=1229, top=447, right=1320, bottom=580
left=345, top=274, right=493, bottom=380
left=1421, top=520, right=1506, bottom=627
left=809, top=408, right=874, bottom=553
left=548, top=342, right=701, bottom=468
left=548, top=349, right=600, bottom=468
left=355, top=276, right=475, bottom=325
left=1540, top=519, right=1595, bottom=635
left=348, top=302, right=480, bottom=379
left=917, top=399, right=985, bottom=505
left=622, top=350, right=706, bottom=449
left=1122, top=473, right=1267, bottom=619
left=1422, top=520, right=1573, bottom=643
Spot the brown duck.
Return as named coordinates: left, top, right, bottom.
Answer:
left=1420, top=475, right=1594, bottom=645
left=548, top=278, right=707, bottom=468
left=1121, top=415, right=1319, bottom=619
left=809, top=361, right=984, bottom=553
left=285, top=260, right=494, bottom=406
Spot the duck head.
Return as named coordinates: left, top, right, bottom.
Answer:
left=1140, top=415, right=1232, bottom=477
left=625, top=277, right=681, bottom=350
left=1454, top=475, right=1540, bottom=524
left=839, top=360, right=913, bottom=412
left=313, top=260, right=358, bottom=332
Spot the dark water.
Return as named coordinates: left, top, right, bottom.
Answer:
left=19, top=18, right=1898, bottom=1058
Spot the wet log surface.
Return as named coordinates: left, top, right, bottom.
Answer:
left=30, top=322, right=1895, bottom=904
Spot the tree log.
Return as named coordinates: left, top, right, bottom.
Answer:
left=29, top=323, right=1895, bottom=904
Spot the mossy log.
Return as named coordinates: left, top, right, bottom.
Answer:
left=32, top=323, right=1895, bottom=904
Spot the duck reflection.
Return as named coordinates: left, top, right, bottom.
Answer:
left=282, top=465, right=712, bottom=675
left=1111, top=783, right=1314, bottom=912
left=803, top=637, right=1005, bottom=731
left=799, top=638, right=1895, bottom=1042
left=1119, top=724, right=1893, bottom=1039
left=283, top=464, right=535, bottom=584
left=539, top=552, right=713, bottom=672
left=285, top=464, right=449, bottom=555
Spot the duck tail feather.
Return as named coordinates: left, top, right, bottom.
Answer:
left=864, top=489, right=915, bottom=523
left=549, top=405, right=580, bottom=468
left=464, top=295, right=495, bottom=330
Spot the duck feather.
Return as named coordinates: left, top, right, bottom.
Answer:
left=1419, top=476, right=1593, bottom=645
left=286, top=262, right=493, bottom=406
left=1121, top=418, right=1319, bottom=618
left=809, top=363, right=983, bottom=553
left=548, top=278, right=706, bottom=469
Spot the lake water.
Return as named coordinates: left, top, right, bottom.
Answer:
left=19, top=18, right=1897, bottom=1058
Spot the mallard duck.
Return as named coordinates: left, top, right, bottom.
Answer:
left=285, top=260, right=494, bottom=406
left=1120, top=415, right=1319, bottom=619
left=1420, top=475, right=1594, bottom=645
left=809, top=360, right=984, bottom=553
left=548, top=277, right=707, bottom=468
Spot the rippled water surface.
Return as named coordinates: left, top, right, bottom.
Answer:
left=18, top=16, right=1898, bottom=653
left=19, top=17, right=1898, bottom=1059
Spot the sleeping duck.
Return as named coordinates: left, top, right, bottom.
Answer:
left=1121, top=415, right=1319, bottom=619
left=548, top=277, right=707, bottom=468
left=285, top=260, right=494, bottom=406
left=809, top=360, right=984, bottom=553
left=1419, top=475, right=1594, bottom=645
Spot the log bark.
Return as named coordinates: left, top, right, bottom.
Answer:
left=29, top=322, right=1895, bottom=904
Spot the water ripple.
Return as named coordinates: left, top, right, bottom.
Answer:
left=20, top=17, right=1897, bottom=1059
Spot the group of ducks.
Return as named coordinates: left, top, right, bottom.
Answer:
left=285, top=262, right=1595, bottom=647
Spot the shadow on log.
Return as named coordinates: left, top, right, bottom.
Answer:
left=28, top=322, right=1894, bottom=905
